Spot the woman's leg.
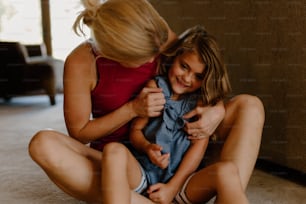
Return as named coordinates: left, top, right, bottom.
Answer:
left=214, top=94, right=265, bottom=189
left=28, top=130, right=102, bottom=203
left=184, top=161, right=248, bottom=204
left=101, top=142, right=153, bottom=204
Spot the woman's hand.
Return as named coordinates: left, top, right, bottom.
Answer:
left=183, top=101, right=225, bottom=140
left=131, top=87, right=166, bottom=117
left=147, top=183, right=176, bottom=204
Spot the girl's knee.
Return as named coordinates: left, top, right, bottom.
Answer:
left=102, top=143, right=129, bottom=163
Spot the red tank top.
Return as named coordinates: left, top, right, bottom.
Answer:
left=90, top=53, right=158, bottom=151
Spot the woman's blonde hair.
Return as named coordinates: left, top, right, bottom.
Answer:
left=160, top=26, right=231, bottom=105
left=73, top=0, right=169, bottom=63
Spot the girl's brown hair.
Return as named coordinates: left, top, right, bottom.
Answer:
left=160, top=25, right=231, bottom=105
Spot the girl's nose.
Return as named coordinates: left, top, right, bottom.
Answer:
left=182, top=72, right=192, bottom=84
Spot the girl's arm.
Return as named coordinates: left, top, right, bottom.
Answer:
left=63, top=43, right=164, bottom=144
left=129, top=79, right=158, bottom=152
left=147, top=138, right=208, bottom=203
left=130, top=116, right=151, bottom=153
left=166, top=100, right=210, bottom=193
left=130, top=116, right=170, bottom=169
left=168, top=138, right=208, bottom=190
left=130, top=79, right=170, bottom=169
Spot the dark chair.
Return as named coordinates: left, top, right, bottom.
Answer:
left=0, top=41, right=64, bottom=105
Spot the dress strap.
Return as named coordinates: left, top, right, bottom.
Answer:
left=87, top=39, right=101, bottom=59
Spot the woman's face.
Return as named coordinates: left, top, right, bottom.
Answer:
left=168, top=51, right=205, bottom=100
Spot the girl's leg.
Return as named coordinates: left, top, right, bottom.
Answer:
left=184, top=161, right=248, bottom=204
left=28, top=130, right=102, bottom=203
left=214, top=94, right=265, bottom=189
left=101, top=142, right=154, bottom=204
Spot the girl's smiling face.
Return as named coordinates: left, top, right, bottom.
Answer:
left=168, top=51, right=205, bottom=100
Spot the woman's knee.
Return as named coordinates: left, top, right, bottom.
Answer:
left=28, top=130, right=61, bottom=162
left=214, top=161, right=240, bottom=182
left=222, top=94, right=265, bottom=133
left=219, top=161, right=238, bottom=172
left=232, top=94, right=265, bottom=119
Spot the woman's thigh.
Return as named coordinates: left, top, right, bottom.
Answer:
left=205, top=95, right=264, bottom=155
left=205, top=94, right=264, bottom=188
left=29, top=130, right=102, bottom=203
left=184, top=162, right=244, bottom=204
left=216, top=94, right=264, bottom=140
left=183, top=163, right=222, bottom=203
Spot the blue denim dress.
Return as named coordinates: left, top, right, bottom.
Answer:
left=131, top=76, right=199, bottom=185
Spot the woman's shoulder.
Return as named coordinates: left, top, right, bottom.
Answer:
left=66, top=41, right=94, bottom=63
left=64, top=42, right=97, bottom=72
left=64, top=42, right=97, bottom=87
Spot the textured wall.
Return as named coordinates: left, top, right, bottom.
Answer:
left=150, top=0, right=306, bottom=172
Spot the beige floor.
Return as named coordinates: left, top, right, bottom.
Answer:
left=0, top=95, right=305, bottom=203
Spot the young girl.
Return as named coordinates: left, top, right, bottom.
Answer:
left=101, top=26, right=248, bottom=204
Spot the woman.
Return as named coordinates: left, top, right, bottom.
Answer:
left=28, top=0, right=264, bottom=203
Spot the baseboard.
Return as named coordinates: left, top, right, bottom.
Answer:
left=255, top=159, right=306, bottom=186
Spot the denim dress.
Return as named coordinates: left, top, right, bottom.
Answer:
left=131, top=76, right=199, bottom=185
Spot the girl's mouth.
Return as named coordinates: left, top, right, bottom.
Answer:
left=177, top=78, right=189, bottom=88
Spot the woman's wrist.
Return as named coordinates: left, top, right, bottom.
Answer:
left=126, top=100, right=138, bottom=119
left=215, top=100, right=226, bottom=119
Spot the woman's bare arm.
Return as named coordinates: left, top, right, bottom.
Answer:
left=63, top=44, right=163, bottom=143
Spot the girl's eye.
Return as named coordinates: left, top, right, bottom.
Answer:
left=195, top=74, right=204, bottom=81
left=180, top=63, right=188, bottom=70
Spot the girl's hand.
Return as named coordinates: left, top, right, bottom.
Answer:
left=147, top=183, right=176, bottom=204
left=183, top=102, right=225, bottom=140
left=146, top=144, right=170, bottom=169
left=131, top=87, right=165, bottom=117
